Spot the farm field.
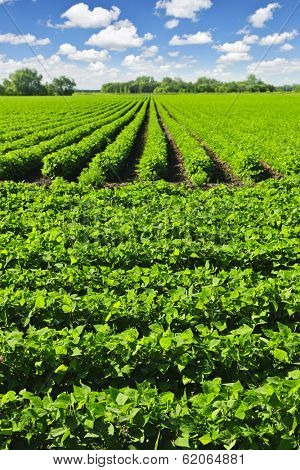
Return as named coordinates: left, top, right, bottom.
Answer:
left=0, top=94, right=299, bottom=450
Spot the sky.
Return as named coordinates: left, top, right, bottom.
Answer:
left=0, top=0, right=299, bottom=89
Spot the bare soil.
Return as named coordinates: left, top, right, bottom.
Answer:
left=257, top=160, right=284, bottom=181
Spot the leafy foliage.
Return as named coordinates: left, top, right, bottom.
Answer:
left=0, top=177, right=299, bottom=449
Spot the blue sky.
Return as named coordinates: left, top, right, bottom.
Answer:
left=0, top=0, right=299, bottom=88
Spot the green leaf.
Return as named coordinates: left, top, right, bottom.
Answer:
left=288, top=370, right=300, bottom=380
left=233, top=324, right=253, bottom=336
left=71, top=347, right=82, bottom=357
left=175, top=436, right=190, bottom=448
left=116, top=393, right=128, bottom=405
left=160, top=337, right=172, bottom=350
left=274, top=348, right=289, bottom=362
left=55, top=364, right=68, bottom=374
left=50, top=428, right=66, bottom=438
left=199, top=434, right=212, bottom=445
left=35, top=296, right=45, bottom=309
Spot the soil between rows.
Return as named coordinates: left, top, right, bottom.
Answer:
left=155, top=105, right=191, bottom=186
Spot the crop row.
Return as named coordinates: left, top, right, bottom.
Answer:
left=0, top=100, right=141, bottom=180
left=1, top=321, right=298, bottom=395
left=0, top=101, right=125, bottom=152
left=42, top=100, right=145, bottom=179
left=0, top=373, right=298, bottom=449
left=79, top=100, right=149, bottom=186
left=157, top=94, right=300, bottom=178
left=136, top=100, right=168, bottom=181
left=156, top=102, right=213, bottom=186
left=0, top=95, right=135, bottom=136
left=0, top=264, right=298, bottom=331
left=0, top=102, right=104, bottom=143
left=162, top=101, right=264, bottom=181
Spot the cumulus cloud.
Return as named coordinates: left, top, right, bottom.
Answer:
left=57, top=43, right=110, bottom=62
left=217, top=52, right=252, bottom=64
left=214, top=40, right=250, bottom=54
left=280, top=43, right=294, bottom=51
left=169, top=31, right=213, bottom=46
left=165, top=19, right=180, bottom=29
left=156, top=0, right=213, bottom=20
left=214, top=34, right=258, bottom=64
left=243, top=34, right=259, bottom=45
left=248, top=57, right=300, bottom=75
left=195, top=64, right=235, bottom=81
left=122, top=54, right=148, bottom=69
left=0, top=33, right=50, bottom=46
left=49, top=2, right=120, bottom=29
left=259, top=30, right=298, bottom=46
left=142, top=45, right=159, bottom=57
left=0, top=53, right=118, bottom=89
left=249, top=3, right=281, bottom=28
left=168, top=51, right=180, bottom=57
left=86, top=20, right=153, bottom=52
left=121, top=53, right=197, bottom=82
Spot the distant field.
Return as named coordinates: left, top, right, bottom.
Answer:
left=0, top=93, right=299, bottom=184
left=0, top=94, right=299, bottom=450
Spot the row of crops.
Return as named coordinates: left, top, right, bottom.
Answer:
left=0, top=94, right=299, bottom=185
left=0, top=176, right=299, bottom=449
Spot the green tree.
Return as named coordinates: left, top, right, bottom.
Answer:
left=51, top=76, right=76, bottom=95
left=4, top=68, right=45, bottom=95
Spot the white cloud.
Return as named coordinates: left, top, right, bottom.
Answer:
left=122, top=54, right=148, bottom=69
left=51, top=2, right=120, bottom=29
left=0, top=33, right=50, bottom=46
left=214, top=34, right=259, bottom=65
left=280, top=43, right=294, bottom=51
left=195, top=64, right=236, bottom=81
left=218, top=52, right=252, bottom=64
left=58, top=43, right=110, bottom=62
left=165, top=19, right=180, bottom=29
left=144, top=33, right=155, bottom=41
left=248, top=57, right=300, bottom=76
left=57, top=43, right=77, bottom=56
left=86, top=20, right=153, bottom=52
left=243, top=34, right=259, bottom=45
left=168, top=51, right=180, bottom=57
left=0, top=53, right=119, bottom=89
left=214, top=40, right=250, bottom=53
left=143, top=45, right=159, bottom=57
left=249, top=3, right=281, bottom=28
left=156, top=0, right=213, bottom=20
left=259, top=30, right=298, bottom=46
left=169, top=31, right=213, bottom=46
left=87, top=61, right=106, bottom=72
left=122, top=53, right=188, bottom=78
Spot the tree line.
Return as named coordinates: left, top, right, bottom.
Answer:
left=0, top=69, right=77, bottom=96
left=101, top=75, right=300, bottom=94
